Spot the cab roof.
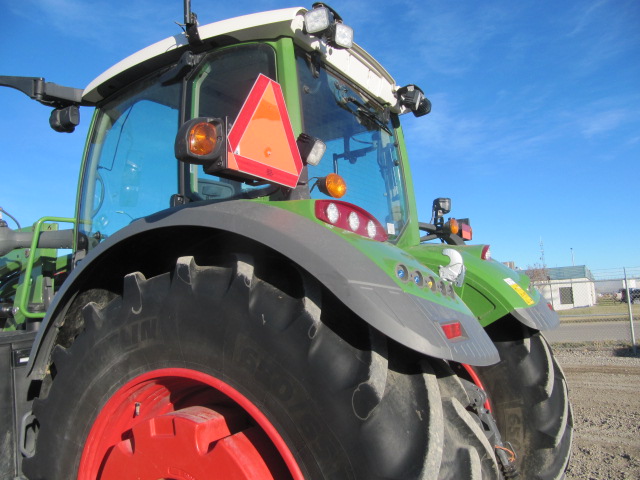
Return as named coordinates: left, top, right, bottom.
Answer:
left=83, top=7, right=399, bottom=109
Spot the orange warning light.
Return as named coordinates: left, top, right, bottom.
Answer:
left=175, top=117, right=225, bottom=165
left=189, top=122, right=218, bottom=156
left=318, top=173, right=347, bottom=198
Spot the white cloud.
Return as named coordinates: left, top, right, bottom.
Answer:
left=578, top=109, right=629, bottom=137
left=377, top=1, right=513, bottom=76
left=13, top=0, right=178, bottom=50
left=567, top=0, right=610, bottom=37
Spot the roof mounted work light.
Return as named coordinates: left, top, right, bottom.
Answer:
left=304, top=3, right=354, bottom=49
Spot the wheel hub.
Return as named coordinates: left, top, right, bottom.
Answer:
left=78, top=369, right=302, bottom=480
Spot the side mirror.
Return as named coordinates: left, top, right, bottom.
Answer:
left=49, top=105, right=80, bottom=133
left=433, top=197, right=451, bottom=218
left=397, top=84, right=431, bottom=117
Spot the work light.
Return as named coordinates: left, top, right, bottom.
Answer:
left=303, top=4, right=354, bottom=49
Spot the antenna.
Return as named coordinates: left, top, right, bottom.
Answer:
left=183, top=0, right=194, bottom=25
left=539, top=237, right=546, bottom=267
left=183, top=0, right=203, bottom=46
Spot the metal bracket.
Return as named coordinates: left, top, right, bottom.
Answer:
left=461, top=378, right=519, bottom=478
left=0, top=76, right=82, bottom=108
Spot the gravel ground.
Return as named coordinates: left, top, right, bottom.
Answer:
left=552, top=342, right=640, bottom=480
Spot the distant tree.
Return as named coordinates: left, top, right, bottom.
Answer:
left=525, top=263, right=549, bottom=285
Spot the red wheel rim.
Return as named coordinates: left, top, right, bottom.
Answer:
left=78, top=368, right=304, bottom=480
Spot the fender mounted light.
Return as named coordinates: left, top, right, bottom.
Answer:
left=457, top=218, right=472, bottom=240
left=447, top=218, right=460, bottom=235
left=317, top=173, right=347, bottom=198
left=460, top=223, right=472, bottom=240
left=315, top=200, right=387, bottom=242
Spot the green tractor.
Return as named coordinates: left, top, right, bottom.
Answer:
left=0, top=3, right=572, bottom=479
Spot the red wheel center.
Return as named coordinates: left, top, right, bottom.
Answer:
left=78, top=369, right=303, bottom=480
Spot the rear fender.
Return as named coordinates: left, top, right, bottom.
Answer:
left=407, top=243, right=559, bottom=330
left=29, top=201, right=500, bottom=378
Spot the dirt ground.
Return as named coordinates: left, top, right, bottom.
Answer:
left=553, top=343, right=640, bottom=480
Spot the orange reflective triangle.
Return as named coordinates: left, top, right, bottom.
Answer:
left=228, top=74, right=303, bottom=188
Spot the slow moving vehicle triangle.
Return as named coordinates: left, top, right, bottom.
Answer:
left=227, top=74, right=303, bottom=188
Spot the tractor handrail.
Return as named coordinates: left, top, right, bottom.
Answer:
left=17, top=217, right=76, bottom=320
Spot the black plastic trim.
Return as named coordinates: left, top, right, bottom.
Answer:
left=28, top=201, right=499, bottom=378
left=512, top=300, right=560, bottom=331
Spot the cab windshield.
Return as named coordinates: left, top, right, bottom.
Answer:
left=78, top=44, right=277, bottom=241
left=78, top=70, right=180, bottom=240
left=297, top=51, right=409, bottom=240
left=78, top=43, right=408, bottom=243
left=186, top=44, right=277, bottom=202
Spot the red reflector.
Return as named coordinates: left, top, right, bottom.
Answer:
left=441, top=322, right=463, bottom=339
left=460, top=223, right=472, bottom=240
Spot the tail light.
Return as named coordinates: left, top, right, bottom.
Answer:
left=315, top=200, right=387, bottom=242
left=445, top=218, right=472, bottom=240
left=459, top=222, right=472, bottom=240
left=448, top=218, right=459, bottom=235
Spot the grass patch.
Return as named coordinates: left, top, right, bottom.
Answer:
left=557, top=303, right=637, bottom=316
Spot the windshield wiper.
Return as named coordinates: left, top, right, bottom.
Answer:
left=340, top=96, right=392, bottom=135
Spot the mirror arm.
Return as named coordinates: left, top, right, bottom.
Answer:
left=0, top=76, right=82, bottom=108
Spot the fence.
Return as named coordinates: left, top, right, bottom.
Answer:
left=531, top=266, right=639, bottom=350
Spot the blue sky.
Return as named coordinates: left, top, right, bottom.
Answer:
left=1, top=0, right=639, bottom=272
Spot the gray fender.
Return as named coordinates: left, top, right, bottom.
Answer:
left=29, top=201, right=499, bottom=378
left=512, top=301, right=560, bottom=331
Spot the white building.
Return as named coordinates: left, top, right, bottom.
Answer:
left=529, top=266, right=597, bottom=311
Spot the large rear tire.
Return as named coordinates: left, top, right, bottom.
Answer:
left=474, top=321, right=573, bottom=480
left=23, top=254, right=504, bottom=480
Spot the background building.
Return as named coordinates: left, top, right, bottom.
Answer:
left=527, top=265, right=597, bottom=311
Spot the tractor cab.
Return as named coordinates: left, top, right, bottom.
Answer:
left=0, top=5, right=572, bottom=480
left=73, top=5, right=429, bottom=250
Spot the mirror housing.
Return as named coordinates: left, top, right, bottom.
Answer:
left=49, top=105, right=80, bottom=133
left=433, top=197, right=451, bottom=218
left=397, top=84, right=431, bottom=117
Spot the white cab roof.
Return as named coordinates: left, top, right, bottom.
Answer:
left=83, top=7, right=399, bottom=108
